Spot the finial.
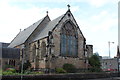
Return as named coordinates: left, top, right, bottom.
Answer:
left=20, top=29, right=21, bottom=32
left=67, top=4, right=70, bottom=10
left=46, top=11, right=48, bottom=15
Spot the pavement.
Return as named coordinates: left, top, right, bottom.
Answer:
left=87, top=77, right=120, bottom=80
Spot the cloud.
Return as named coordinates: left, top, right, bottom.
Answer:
left=0, top=0, right=46, bottom=42
left=3, top=0, right=119, bottom=8
left=75, top=7, right=117, bottom=58
left=78, top=10, right=117, bottom=33
left=86, top=0, right=119, bottom=7
left=0, top=0, right=79, bottom=43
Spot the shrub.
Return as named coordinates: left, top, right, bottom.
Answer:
left=88, top=67, right=102, bottom=72
left=3, top=68, right=16, bottom=75
left=24, top=70, right=31, bottom=74
left=4, top=65, right=14, bottom=70
left=63, top=63, right=76, bottom=73
left=3, top=71, right=13, bottom=75
left=30, top=71, right=43, bottom=74
left=0, top=69, right=2, bottom=75
left=6, top=68, right=16, bottom=73
left=19, top=60, right=31, bottom=73
left=55, top=68, right=66, bottom=73
left=88, top=54, right=102, bottom=72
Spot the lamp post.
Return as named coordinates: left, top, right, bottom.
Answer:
left=117, top=46, right=120, bottom=72
left=21, top=45, right=25, bottom=80
left=118, top=58, right=120, bottom=72
left=108, top=41, right=114, bottom=58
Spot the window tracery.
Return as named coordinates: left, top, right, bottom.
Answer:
left=31, top=44, right=36, bottom=62
left=60, top=21, right=78, bottom=57
left=41, top=41, right=46, bottom=58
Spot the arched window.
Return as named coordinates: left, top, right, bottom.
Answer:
left=32, top=44, right=36, bottom=62
left=13, top=60, right=15, bottom=66
left=60, top=21, right=78, bottom=57
left=9, top=60, right=15, bottom=66
left=9, top=60, right=11, bottom=65
left=41, top=41, right=46, bottom=58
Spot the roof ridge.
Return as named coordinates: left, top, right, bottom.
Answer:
left=25, top=15, right=50, bottom=43
left=8, top=15, right=48, bottom=48
left=8, top=31, right=21, bottom=47
left=52, top=10, right=70, bottom=31
left=32, top=14, right=65, bottom=42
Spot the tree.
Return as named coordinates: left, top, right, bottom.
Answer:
left=19, top=60, right=31, bottom=73
left=88, top=54, right=102, bottom=72
left=23, top=60, right=31, bottom=70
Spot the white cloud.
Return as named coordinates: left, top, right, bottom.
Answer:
left=0, top=0, right=80, bottom=43
left=75, top=7, right=117, bottom=58
left=79, top=10, right=117, bottom=32
left=2, top=0, right=119, bottom=8
left=87, top=0, right=108, bottom=7
left=86, top=0, right=119, bottom=7
left=0, top=0, right=46, bottom=42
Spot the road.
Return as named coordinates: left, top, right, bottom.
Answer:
left=87, top=77, right=120, bottom=80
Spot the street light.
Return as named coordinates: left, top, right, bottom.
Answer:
left=21, top=45, right=25, bottom=80
left=108, top=41, right=114, bottom=58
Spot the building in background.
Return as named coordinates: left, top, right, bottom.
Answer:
left=116, top=45, right=120, bottom=72
left=101, top=46, right=120, bottom=72
left=101, top=58, right=118, bottom=71
left=0, top=42, right=20, bottom=70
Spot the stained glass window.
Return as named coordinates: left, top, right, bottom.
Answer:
left=32, top=44, right=36, bottom=62
left=60, top=21, right=78, bottom=57
left=41, top=41, right=46, bottom=58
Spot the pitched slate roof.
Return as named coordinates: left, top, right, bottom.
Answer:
left=8, top=17, right=45, bottom=48
left=9, top=13, right=65, bottom=48
left=9, top=10, right=84, bottom=48
left=33, top=14, right=64, bottom=41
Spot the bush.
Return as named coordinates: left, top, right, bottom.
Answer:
left=0, top=69, right=2, bottom=75
left=88, top=67, right=102, bottom=72
left=6, top=68, right=16, bottom=73
left=4, top=65, right=14, bottom=70
left=3, top=68, right=16, bottom=75
left=63, top=63, right=76, bottom=73
left=88, top=54, right=102, bottom=72
left=30, top=71, right=43, bottom=74
left=3, top=71, right=13, bottom=75
left=19, top=60, right=31, bottom=73
left=55, top=68, right=66, bottom=73
left=24, top=70, right=31, bottom=74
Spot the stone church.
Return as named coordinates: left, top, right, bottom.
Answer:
left=8, top=6, right=93, bottom=70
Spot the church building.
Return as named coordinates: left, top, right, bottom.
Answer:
left=8, top=6, right=93, bottom=71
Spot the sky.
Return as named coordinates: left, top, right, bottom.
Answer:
left=0, top=0, right=119, bottom=58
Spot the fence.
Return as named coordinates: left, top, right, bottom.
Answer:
left=2, top=72, right=120, bottom=80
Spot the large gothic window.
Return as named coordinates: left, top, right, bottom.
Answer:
left=60, top=21, right=78, bottom=57
left=41, top=41, right=46, bottom=58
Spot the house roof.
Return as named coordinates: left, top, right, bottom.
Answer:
left=9, top=14, right=65, bottom=48
left=33, top=14, right=64, bottom=41
left=2, top=47, right=20, bottom=59
left=8, top=17, right=45, bottom=48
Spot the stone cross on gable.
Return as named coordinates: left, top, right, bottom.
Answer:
left=46, top=11, right=48, bottom=15
left=67, top=4, right=70, bottom=10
